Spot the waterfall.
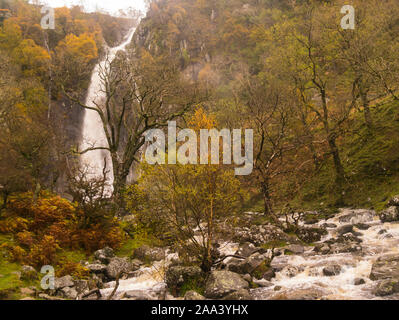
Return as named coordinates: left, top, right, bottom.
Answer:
left=80, top=28, right=136, bottom=190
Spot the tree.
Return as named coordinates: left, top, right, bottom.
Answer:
left=128, top=109, right=242, bottom=271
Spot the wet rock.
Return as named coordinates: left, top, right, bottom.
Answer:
left=374, top=280, right=399, bottom=296
left=222, top=288, right=252, bottom=300
left=270, top=288, right=325, bottom=300
left=253, top=279, right=273, bottom=287
left=337, top=224, right=354, bottom=236
left=338, top=209, right=375, bottom=223
left=94, top=247, right=114, bottom=264
left=322, top=265, right=341, bottom=276
left=296, top=227, right=327, bottom=243
left=233, top=252, right=270, bottom=275
left=378, top=229, right=387, bottom=235
left=322, top=223, right=337, bottom=229
left=235, top=242, right=259, bottom=257
left=204, top=271, right=249, bottom=299
left=388, top=195, right=399, bottom=207
left=380, top=206, right=399, bottom=222
left=370, top=254, right=399, bottom=280
left=165, top=266, right=203, bottom=294
left=184, top=291, right=206, bottom=300
left=274, top=286, right=282, bottom=291
left=355, top=223, right=370, bottom=230
left=354, top=278, right=365, bottom=286
left=54, top=275, right=74, bottom=290
left=106, top=257, right=133, bottom=280
left=20, top=265, right=37, bottom=281
left=132, top=245, right=165, bottom=262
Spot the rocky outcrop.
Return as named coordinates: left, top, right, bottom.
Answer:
left=204, top=271, right=249, bottom=299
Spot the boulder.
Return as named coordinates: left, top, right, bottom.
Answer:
left=370, top=255, right=399, bottom=280
left=354, top=278, right=365, bottom=286
left=106, top=257, right=133, bottom=280
left=296, top=227, right=327, bottom=243
left=380, top=206, right=399, bottom=222
left=322, top=265, right=341, bottom=276
left=374, top=280, right=399, bottom=297
left=93, top=247, right=114, bottom=264
left=233, top=224, right=290, bottom=246
left=388, top=195, right=399, bottom=207
left=74, top=280, right=89, bottom=295
left=59, top=286, right=78, bottom=300
left=54, top=275, right=74, bottom=290
left=165, top=266, right=203, bottom=294
left=222, top=288, right=252, bottom=300
left=229, top=252, right=270, bottom=275
left=184, top=290, right=206, bottom=300
left=337, top=224, right=354, bottom=236
left=20, top=265, right=37, bottom=281
left=204, top=271, right=249, bottom=299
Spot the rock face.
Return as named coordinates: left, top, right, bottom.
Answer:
left=204, top=271, right=249, bottom=299
left=380, top=207, right=399, bottom=222
left=370, top=255, right=399, bottom=280
left=106, top=257, right=133, bottom=280
left=20, top=266, right=37, bottom=281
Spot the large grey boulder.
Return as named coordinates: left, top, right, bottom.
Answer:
left=59, top=286, right=78, bottom=300
left=222, top=288, right=252, bottom=300
left=269, top=288, right=325, bottom=300
left=94, top=247, right=114, bottom=264
left=204, top=271, right=249, bottom=299
left=231, top=252, right=270, bottom=275
left=106, top=257, right=133, bottom=280
left=380, top=206, right=399, bottom=222
left=54, top=275, right=74, bottom=290
left=370, top=254, right=399, bottom=280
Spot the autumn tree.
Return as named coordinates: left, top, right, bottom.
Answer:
left=127, top=109, right=242, bottom=271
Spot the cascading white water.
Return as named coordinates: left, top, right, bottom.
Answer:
left=80, top=29, right=136, bottom=188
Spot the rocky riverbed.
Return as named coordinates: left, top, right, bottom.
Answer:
left=34, top=196, right=399, bottom=300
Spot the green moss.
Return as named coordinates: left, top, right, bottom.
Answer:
left=179, top=275, right=206, bottom=297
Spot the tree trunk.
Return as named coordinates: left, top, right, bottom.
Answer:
left=328, top=136, right=345, bottom=205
